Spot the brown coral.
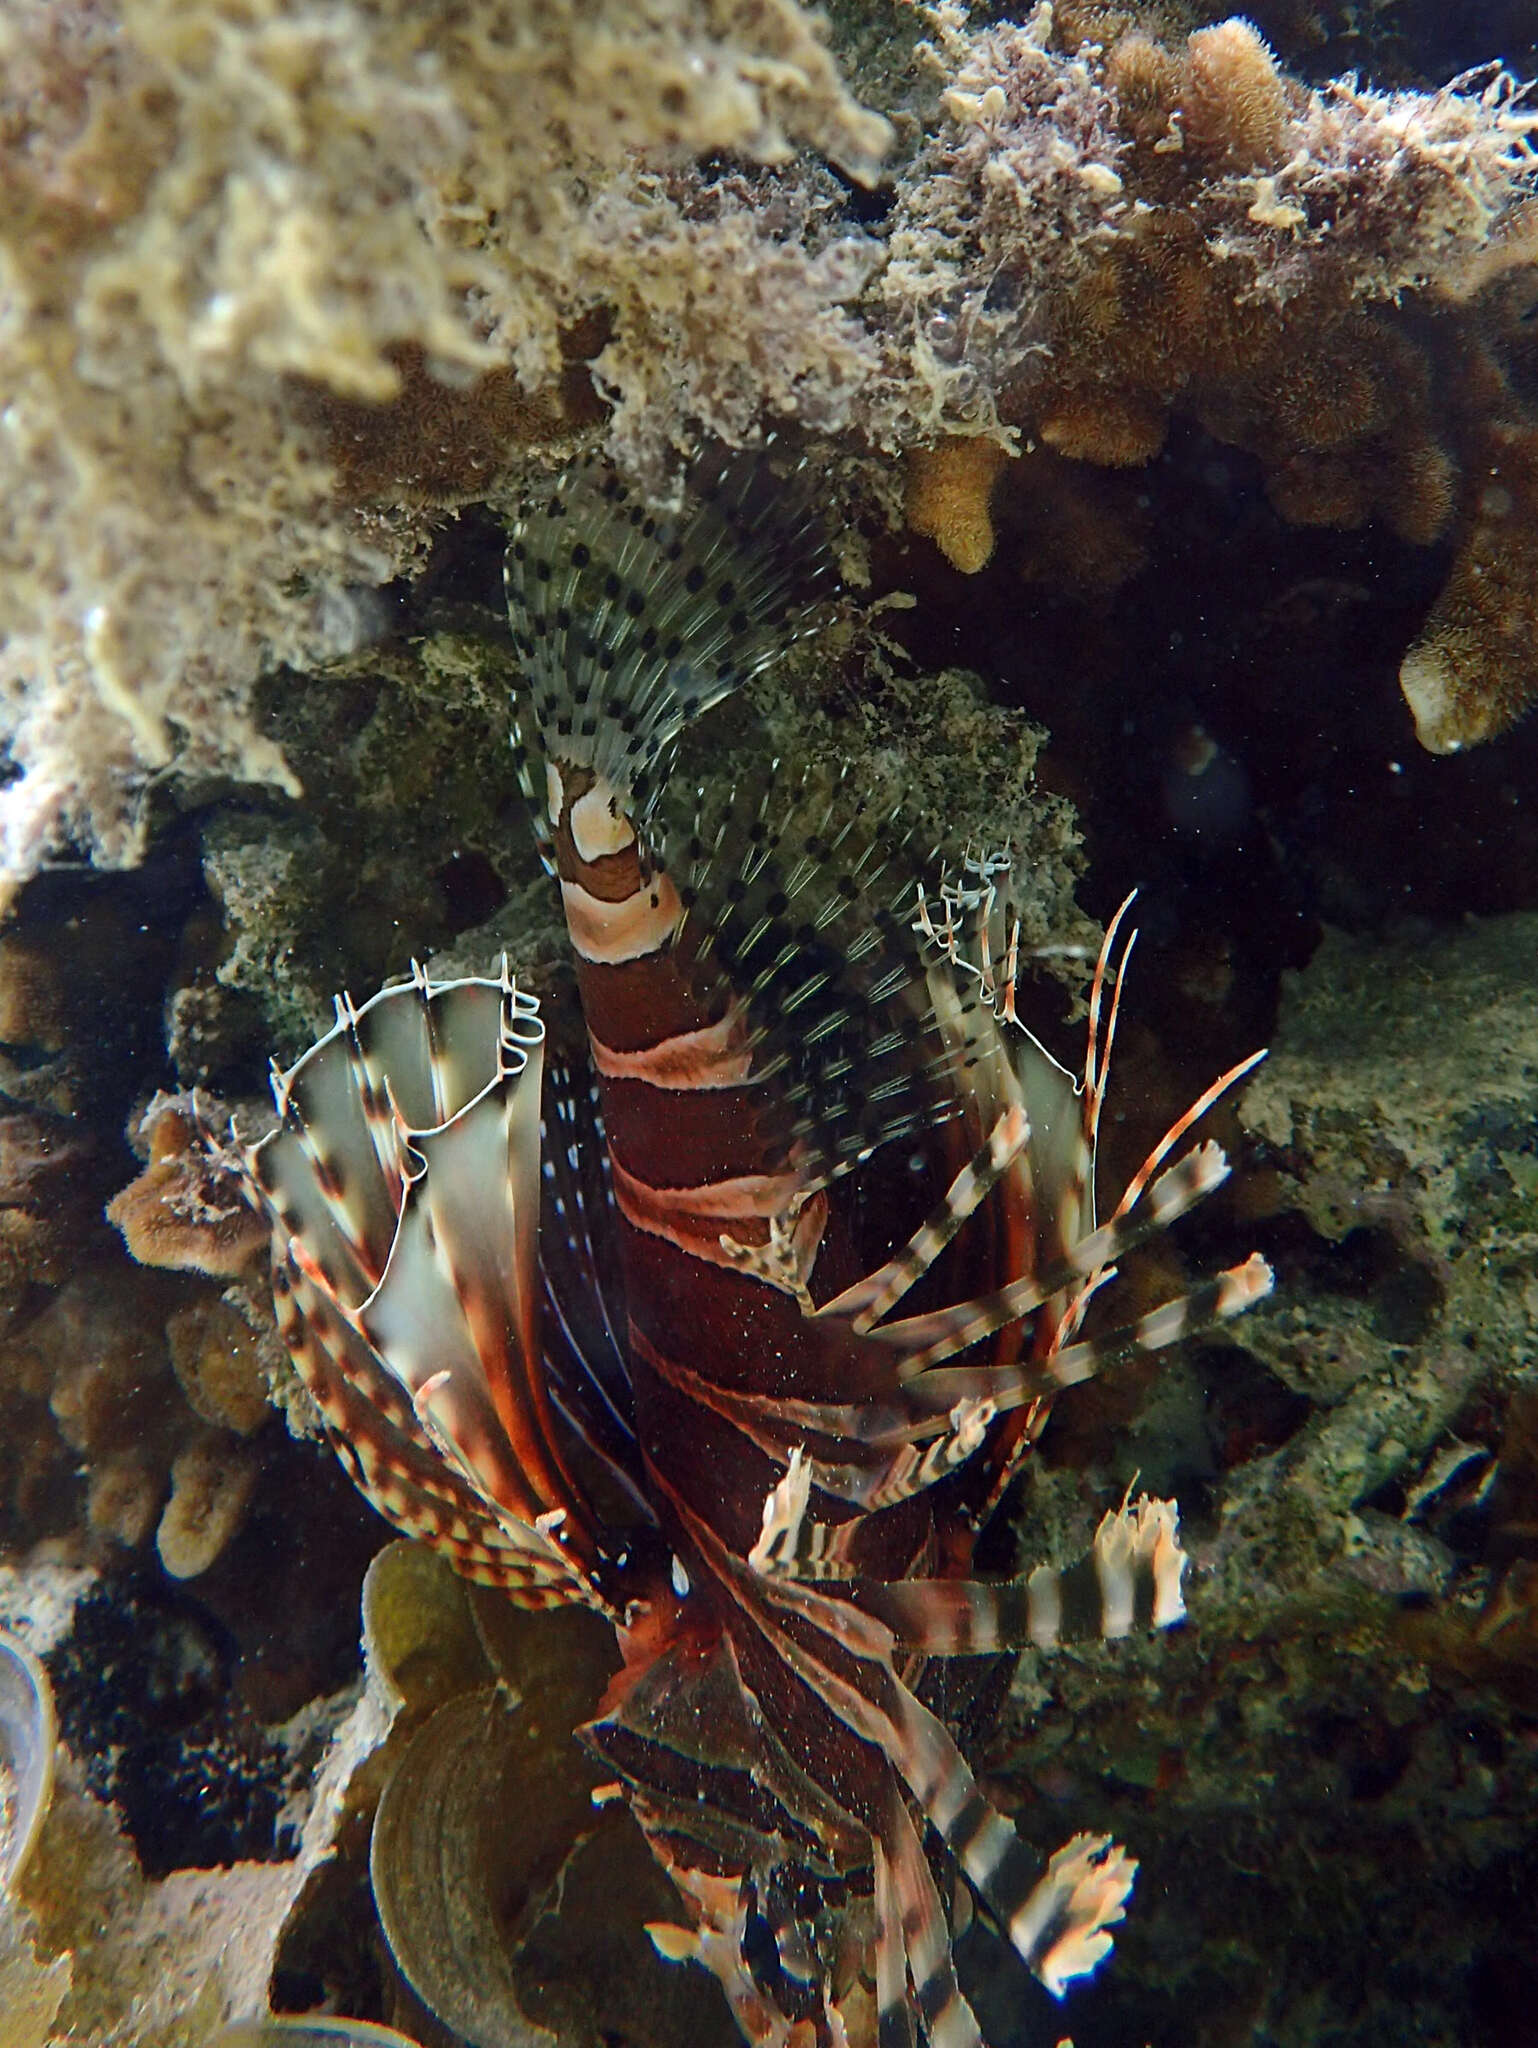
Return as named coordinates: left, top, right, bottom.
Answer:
left=305, top=345, right=578, bottom=509
left=1014, top=449, right=1151, bottom=591
left=0, top=0, right=891, bottom=884
left=904, top=436, right=1011, bottom=572
left=882, top=11, right=1538, bottom=748
left=1386, top=435, right=1461, bottom=549
left=0, top=940, right=68, bottom=1054
left=1038, top=389, right=1167, bottom=466
left=1105, top=31, right=1183, bottom=148
left=165, top=1298, right=272, bottom=1437
left=1399, top=418, right=1538, bottom=752
left=1179, top=19, right=1292, bottom=169
left=0, top=1253, right=273, bottom=1574
left=107, top=1095, right=268, bottom=1279
left=155, top=1433, right=261, bottom=1579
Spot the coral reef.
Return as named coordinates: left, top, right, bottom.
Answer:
left=1227, top=913, right=1538, bottom=1601
left=0, top=1561, right=397, bottom=2048
left=6, top=0, right=1538, bottom=897
left=0, top=0, right=888, bottom=885
left=0, top=991, right=283, bottom=1586
left=0, top=3, right=1536, bottom=2045
left=187, top=625, right=569, bottom=1059
left=0, top=1264, right=273, bottom=1577
left=875, top=8, right=1538, bottom=747
left=162, top=587, right=1091, bottom=1064
left=873, top=6, right=1532, bottom=439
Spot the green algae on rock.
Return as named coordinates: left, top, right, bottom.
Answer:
left=950, top=912, right=1538, bottom=2048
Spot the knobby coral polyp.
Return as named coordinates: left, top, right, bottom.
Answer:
left=886, top=10, right=1538, bottom=752
left=238, top=453, right=1271, bottom=2045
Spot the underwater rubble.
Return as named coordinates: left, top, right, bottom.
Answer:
left=0, top=1, right=1534, bottom=2045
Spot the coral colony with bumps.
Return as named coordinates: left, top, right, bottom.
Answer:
left=0, top=4, right=1537, bottom=2046
left=0, top=0, right=1536, bottom=894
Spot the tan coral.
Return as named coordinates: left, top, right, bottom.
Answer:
left=1038, top=389, right=1167, bottom=466
left=1105, top=30, right=1183, bottom=147
left=0, top=0, right=891, bottom=884
left=107, top=1096, right=268, bottom=1279
left=0, top=1252, right=277, bottom=1568
left=880, top=10, right=1538, bottom=746
left=155, top=1433, right=260, bottom=1579
left=905, top=436, right=1012, bottom=573
left=1399, top=419, right=1538, bottom=752
left=87, top=1450, right=165, bottom=1549
left=42, top=1274, right=172, bottom=1460
left=1180, top=19, right=1292, bottom=169
left=0, top=1108, right=91, bottom=1331
left=1384, top=435, right=1460, bottom=549
left=0, top=941, right=67, bottom=1052
left=1015, top=449, right=1151, bottom=592
left=165, top=1298, right=272, bottom=1437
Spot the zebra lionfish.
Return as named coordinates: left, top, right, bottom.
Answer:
left=244, top=452, right=1271, bottom=2047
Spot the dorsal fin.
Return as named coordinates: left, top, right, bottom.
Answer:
left=662, top=770, right=972, bottom=1185
left=504, top=445, right=835, bottom=832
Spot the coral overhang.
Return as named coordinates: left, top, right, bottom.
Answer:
left=1, top=0, right=1536, bottom=893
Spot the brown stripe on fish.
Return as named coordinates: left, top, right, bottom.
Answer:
left=872, top=1821, right=918, bottom=2048
left=274, top=1260, right=599, bottom=1602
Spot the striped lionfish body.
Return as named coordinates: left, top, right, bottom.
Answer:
left=244, top=453, right=1272, bottom=2048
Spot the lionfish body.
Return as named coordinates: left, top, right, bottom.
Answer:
left=245, top=455, right=1271, bottom=2048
